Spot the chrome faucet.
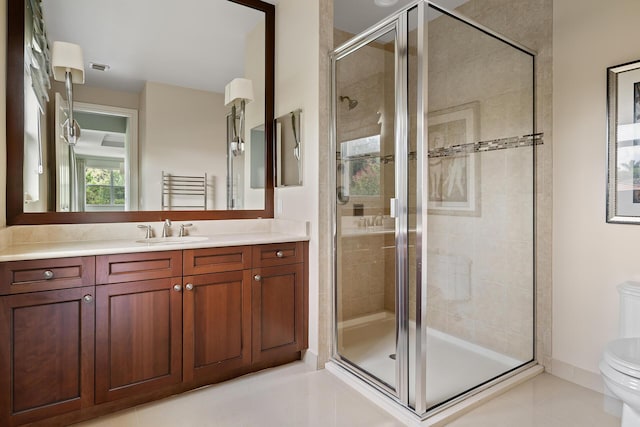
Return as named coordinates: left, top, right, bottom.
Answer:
left=179, top=223, right=193, bottom=237
left=162, top=219, right=172, bottom=237
left=137, top=224, right=153, bottom=239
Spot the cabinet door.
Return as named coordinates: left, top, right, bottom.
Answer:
left=183, top=270, right=251, bottom=385
left=95, top=278, right=182, bottom=403
left=252, top=263, right=305, bottom=363
left=0, top=287, right=95, bottom=426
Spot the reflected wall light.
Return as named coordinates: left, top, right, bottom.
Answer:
left=51, top=41, right=85, bottom=145
left=225, top=77, right=254, bottom=156
left=374, top=0, right=398, bottom=6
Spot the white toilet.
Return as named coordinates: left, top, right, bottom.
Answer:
left=600, top=281, right=640, bottom=427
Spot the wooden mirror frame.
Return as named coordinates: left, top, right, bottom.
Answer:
left=6, top=0, right=275, bottom=225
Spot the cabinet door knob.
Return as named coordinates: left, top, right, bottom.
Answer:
left=254, top=275, right=261, bottom=282
left=276, top=250, right=284, bottom=258
left=83, top=294, right=93, bottom=303
left=173, top=284, right=182, bottom=292
left=185, top=283, right=194, bottom=291
left=43, top=270, right=54, bottom=280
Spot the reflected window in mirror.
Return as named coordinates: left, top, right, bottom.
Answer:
left=9, top=0, right=275, bottom=224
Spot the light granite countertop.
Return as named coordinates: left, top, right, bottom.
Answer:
left=0, top=232, right=308, bottom=262
left=0, top=219, right=309, bottom=262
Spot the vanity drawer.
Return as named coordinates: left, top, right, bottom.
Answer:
left=184, top=246, right=251, bottom=275
left=0, top=256, right=95, bottom=295
left=252, top=242, right=304, bottom=268
left=96, top=251, right=182, bottom=284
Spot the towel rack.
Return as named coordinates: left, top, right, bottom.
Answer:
left=161, top=171, right=207, bottom=210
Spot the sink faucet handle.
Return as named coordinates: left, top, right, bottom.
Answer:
left=162, top=219, right=172, bottom=238
left=137, top=224, right=153, bottom=239
left=179, top=223, right=193, bottom=237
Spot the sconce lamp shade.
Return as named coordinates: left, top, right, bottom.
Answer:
left=224, top=78, right=254, bottom=106
left=51, top=41, right=85, bottom=84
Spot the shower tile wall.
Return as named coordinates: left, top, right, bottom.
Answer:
left=423, top=7, right=534, bottom=362
left=425, top=151, right=534, bottom=361
left=335, top=29, right=397, bottom=321
left=421, top=0, right=552, bottom=367
left=338, top=232, right=386, bottom=320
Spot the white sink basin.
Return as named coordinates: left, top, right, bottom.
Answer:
left=136, top=236, right=209, bottom=245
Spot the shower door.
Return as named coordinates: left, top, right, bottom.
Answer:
left=331, top=17, right=409, bottom=403
left=332, top=0, right=536, bottom=417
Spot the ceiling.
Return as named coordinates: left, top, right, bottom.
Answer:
left=334, top=0, right=469, bottom=36
left=42, top=0, right=272, bottom=94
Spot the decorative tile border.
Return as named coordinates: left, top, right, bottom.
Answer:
left=428, top=133, right=544, bottom=159
left=337, top=134, right=544, bottom=163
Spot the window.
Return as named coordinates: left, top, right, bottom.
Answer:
left=85, top=167, right=125, bottom=207
left=341, top=135, right=381, bottom=196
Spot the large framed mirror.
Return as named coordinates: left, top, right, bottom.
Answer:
left=7, top=0, right=275, bottom=225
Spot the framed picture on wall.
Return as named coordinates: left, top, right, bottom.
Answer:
left=607, top=60, right=640, bottom=223
left=427, top=101, right=480, bottom=216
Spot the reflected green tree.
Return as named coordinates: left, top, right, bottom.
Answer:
left=85, top=167, right=125, bottom=205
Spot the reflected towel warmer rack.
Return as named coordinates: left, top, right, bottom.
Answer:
left=161, top=171, right=207, bottom=210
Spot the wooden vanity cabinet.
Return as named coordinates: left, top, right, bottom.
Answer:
left=182, top=246, right=253, bottom=386
left=182, top=270, right=252, bottom=386
left=0, top=241, right=307, bottom=426
left=0, top=257, right=96, bottom=427
left=251, top=242, right=308, bottom=365
left=94, top=252, right=183, bottom=403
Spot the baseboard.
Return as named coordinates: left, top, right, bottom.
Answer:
left=302, top=349, right=319, bottom=370
left=550, top=358, right=605, bottom=393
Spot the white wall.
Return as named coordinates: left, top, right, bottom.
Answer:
left=139, top=81, right=227, bottom=210
left=274, top=0, right=320, bottom=363
left=553, top=0, right=640, bottom=383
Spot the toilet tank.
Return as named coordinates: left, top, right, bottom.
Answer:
left=618, top=281, right=640, bottom=337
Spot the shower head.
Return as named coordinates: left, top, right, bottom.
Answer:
left=339, top=95, right=358, bottom=110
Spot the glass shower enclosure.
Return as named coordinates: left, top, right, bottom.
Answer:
left=331, top=1, right=537, bottom=416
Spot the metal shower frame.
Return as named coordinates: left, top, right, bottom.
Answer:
left=329, top=0, right=538, bottom=419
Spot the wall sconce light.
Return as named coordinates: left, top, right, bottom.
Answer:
left=225, top=78, right=254, bottom=156
left=51, top=41, right=85, bottom=146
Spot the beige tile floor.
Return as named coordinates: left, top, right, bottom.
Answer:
left=74, top=362, right=620, bottom=427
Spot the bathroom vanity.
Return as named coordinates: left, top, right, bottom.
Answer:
left=0, top=236, right=308, bottom=426
left=0, top=0, right=308, bottom=423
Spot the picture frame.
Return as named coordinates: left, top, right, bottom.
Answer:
left=607, top=59, right=640, bottom=223
left=427, top=101, right=480, bottom=216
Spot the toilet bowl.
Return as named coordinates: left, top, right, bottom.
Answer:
left=600, top=338, right=640, bottom=427
left=601, top=282, right=640, bottom=427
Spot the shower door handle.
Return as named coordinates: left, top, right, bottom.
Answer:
left=390, top=198, right=398, bottom=218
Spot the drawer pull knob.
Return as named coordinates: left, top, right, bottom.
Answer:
left=43, top=270, right=54, bottom=280
left=83, top=294, right=93, bottom=303
left=185, top=283, right=194, bottom=291
left=173, top=284, right=182, bottom=292
left=276, top=251, right=284, bottom=258
left=254, top=275, right=261, bottom=282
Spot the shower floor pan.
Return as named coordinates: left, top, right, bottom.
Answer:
left=337, top=312, right=524, bottom=407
